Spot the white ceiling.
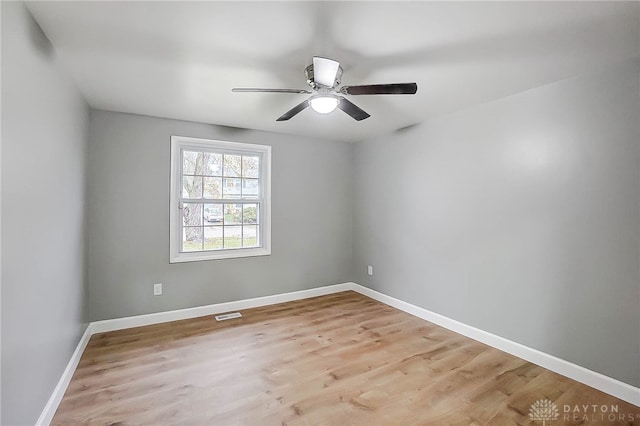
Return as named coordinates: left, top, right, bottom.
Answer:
left=26, top=1, right=639, bottom=142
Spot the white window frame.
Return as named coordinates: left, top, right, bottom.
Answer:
left=169, top=136, right=271, bottom=263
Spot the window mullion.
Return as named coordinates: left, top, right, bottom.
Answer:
left=181, top=198, right=263, bottom=203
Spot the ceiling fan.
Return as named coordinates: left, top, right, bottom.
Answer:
left=232, top=57, right=417, bottom=122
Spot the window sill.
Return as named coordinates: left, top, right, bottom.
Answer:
left=169, top=247, right=271, bottom=263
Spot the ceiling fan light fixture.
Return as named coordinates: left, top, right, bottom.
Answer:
left=232, top=56, right=417, bottom=121
left=309, top=95, right=340, bottom=114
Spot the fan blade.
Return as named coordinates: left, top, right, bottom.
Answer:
left=340, top=83, right=417, bottom=95
left=232, top=88, right=311, bottom=94
left=313, top=57, right=341, bottom=87
left=276, top=100, right=310, bottom=121
left=337, top=98, right=370, bottom=121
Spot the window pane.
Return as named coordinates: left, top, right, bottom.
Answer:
left=203, top=177, right=222, bottom=199
left=196, top=153, right=206, bottom=174
left=223, top=178, right=241, bottom=198
left=182, top=150, right=199, bottom=175
left=223, top=154, right=242, bottom=177
left=243, top=225, right=258, bottom=247
left=203, top=204, right=223, bottom=224
left=204, top=226, right=223, bottom=250
left=204, top=153, right=223, bottom=176
left=224, top=226, right=242, bottom=248
left=183, top=176, right=203, bottom=199
left=224, top=204, right=242, bottom=225
left=242, top=156, right=260, bottom=178
left=242, top=178, right=259, bottom=199
left=182, top=227, right=203, bottom=252
left=242, top=204, right=258, bottom=224
left=182, top=203, right=202, bottom=226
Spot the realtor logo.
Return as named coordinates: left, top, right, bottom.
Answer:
left=529, top=399, right=560, bottom=425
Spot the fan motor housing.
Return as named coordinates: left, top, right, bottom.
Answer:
left=305, top=64, right=343, bottom=89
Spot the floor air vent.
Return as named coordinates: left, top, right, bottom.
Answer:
left=215, top=312, right=242, bottom=321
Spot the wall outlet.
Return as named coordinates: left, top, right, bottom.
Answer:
left=367, top=265, right=374, bottom=276
left=153, top=283, right=162, bottom=296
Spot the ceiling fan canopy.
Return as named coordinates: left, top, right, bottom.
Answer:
left=232, top=56, right=417, bottom=122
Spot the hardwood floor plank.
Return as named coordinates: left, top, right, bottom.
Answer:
left=52, top=291, right=640, bottom=425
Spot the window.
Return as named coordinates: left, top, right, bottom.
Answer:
left=170, top=136, right=271, bottom=262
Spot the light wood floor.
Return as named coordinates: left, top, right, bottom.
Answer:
left=53, top=291, right=639, bottom=425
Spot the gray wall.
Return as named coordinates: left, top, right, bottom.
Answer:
left=1, top=2, right=90, bottom=424
left=353, top=58, right=640, bottom=387
left=87, top=110, right=352, bottom=321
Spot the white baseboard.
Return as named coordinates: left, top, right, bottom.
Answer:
left=36, top=324, right=93, bottom=426
left=90, top=282, right=354, bottom=334
left=351, top=283, right=640, bottom=407
left=38, top=281, right=639, bottom=424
